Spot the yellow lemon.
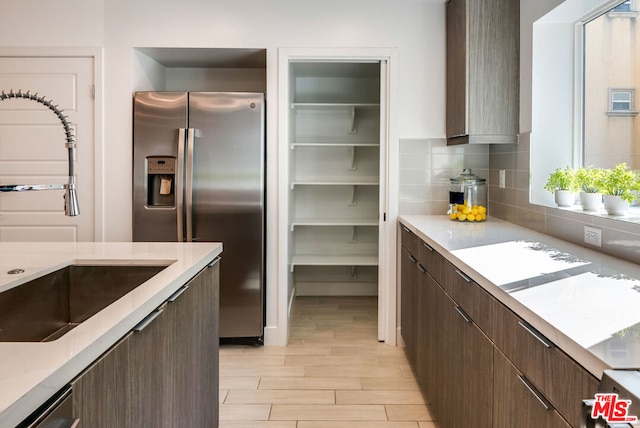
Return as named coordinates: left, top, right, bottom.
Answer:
left=450, top=212, right=457, bottom=220
left=462, top=207, right=471, bottom=215
left=471, top=207, right=478, bottom=215
left=478, top=206, right=486, bottom=214
left=457, top=213, right=467, bottom=221
left=467, top=214, right=476, bottom=221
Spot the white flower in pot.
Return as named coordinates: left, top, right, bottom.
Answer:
left=575, top=167, right=603, bottom=212
left=599, top=163, right=640, bottom=216
left=544, top=166, right=576, bottom=207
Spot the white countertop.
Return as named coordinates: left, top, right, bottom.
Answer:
left=399, top=215, right=640, bottom=379
left=0, top=241, right=222, bottom=427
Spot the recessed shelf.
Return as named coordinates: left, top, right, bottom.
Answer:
left=291, top=217, right=378, bottom=226
left=291, top=142, right=379, bottom=149
left=290, top=217, right=378, bottom=231
left=290, top=178, right=379, bottom=189
left=291, top=102, right=380, bottom=110
left=292, top=102, right=380, bottom=133
left=291, top=254, right=379, bottom=272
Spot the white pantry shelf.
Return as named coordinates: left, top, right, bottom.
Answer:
left=291, top=102, right=380, bottom=110
left=291, top=142, right=379, bottom=149
left=290, top=178, right=379, bottom=189
left=290, top=217, right=378, bottom=231
left=291, top=254, right=379, bottom=272
left=291, top=102, right=380, bottom=133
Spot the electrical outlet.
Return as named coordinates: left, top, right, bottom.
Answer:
left=584, top=226, right=602, bottom=247
left=499, top=170, right=506, bottom=189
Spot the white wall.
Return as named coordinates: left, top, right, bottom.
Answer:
left=1, top=0, right=446, bottom=240
left=0, top=0, right=446, bottom=345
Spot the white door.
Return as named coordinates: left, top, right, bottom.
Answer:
left=0, top=57, right=95, bottom=242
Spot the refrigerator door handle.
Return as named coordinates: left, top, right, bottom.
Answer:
left=176, top=128, right=186, bottom=242
left=185, top=128, right=195, bottom=242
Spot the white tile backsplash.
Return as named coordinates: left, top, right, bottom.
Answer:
left=398, top=138, right=490, bottom=214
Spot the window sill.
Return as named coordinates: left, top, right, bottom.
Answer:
left=552, top=203, right=640, bottom=223
left=606, top=110, right=639, bottom=117
left=607, top=11, right=639, bottom=18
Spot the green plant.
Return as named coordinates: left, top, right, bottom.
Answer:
left=544, top=166, right=576, bottom=193
left=598, top=163, right=640, bottom=204
left=575, top=166, right=604, bottom=193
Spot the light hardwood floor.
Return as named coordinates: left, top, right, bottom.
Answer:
left=219, top=296, right=440, bottom=428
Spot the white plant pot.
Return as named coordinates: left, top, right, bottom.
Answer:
left=554, top=190, right=575, bottom=207
left=603, top=195, right=630, bottom=216
left=579, top=192, right=602, bottom=212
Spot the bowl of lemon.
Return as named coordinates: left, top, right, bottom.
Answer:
left=449, top=203, right=487, bottom=222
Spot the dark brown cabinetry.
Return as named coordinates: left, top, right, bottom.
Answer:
left=400, top=223, right=598, bottom=427
left=402, top=226, right=492, bottom=428
left=493, top=299, right=598, bottom=428
left=72, top=261, right=219, bottom=427
left=493, top=350, right=570, bottom=428
left=446, top=0, right=519, bottom=145
left=72, top=335, right=132, bottom=427
left=400, top=247, right=418, bottom=364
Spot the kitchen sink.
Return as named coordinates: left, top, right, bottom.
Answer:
left=0, top=264, right=168, bottom=342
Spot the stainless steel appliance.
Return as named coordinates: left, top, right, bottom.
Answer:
left=133, top=92, right=265, bottom=341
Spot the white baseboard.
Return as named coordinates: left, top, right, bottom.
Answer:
left=263, top=326, right=280, bottom=346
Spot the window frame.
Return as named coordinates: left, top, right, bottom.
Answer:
left=607, top=88, right=638, bottom=116
left=610, top=0, right=634, bottom=12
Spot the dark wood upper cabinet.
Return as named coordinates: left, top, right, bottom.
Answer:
left=446, top=0, right=520, bottom=145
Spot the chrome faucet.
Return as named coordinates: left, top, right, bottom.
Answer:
left=0, top=89, right=79, bottom=216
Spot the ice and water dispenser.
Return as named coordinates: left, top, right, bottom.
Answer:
left=146, top=156, right=176, bottom=207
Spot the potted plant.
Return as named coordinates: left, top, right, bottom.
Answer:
left=544, top=166, right=576, bottom=207
left=599, top=163, right=640, bottom=216
left=575, top=166, right=604, bottom=211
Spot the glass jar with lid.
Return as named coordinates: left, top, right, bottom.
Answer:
left=448, top=169, right=487, bottom=222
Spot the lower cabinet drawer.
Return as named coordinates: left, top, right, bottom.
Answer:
left=401, top=225, right=421, bottom=256
left=494, top=348, right=571, bottom=428
left=493, top=301, right=599, bottom=428
left=416, top=238, right=446, bottom=286
left=444, top=261, right=495, bottom=338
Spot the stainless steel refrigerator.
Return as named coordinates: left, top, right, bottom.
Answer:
left=133, top=91, right=265, bottom=341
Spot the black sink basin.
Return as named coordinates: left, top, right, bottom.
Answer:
left=0, top=264, right=167, bottom=342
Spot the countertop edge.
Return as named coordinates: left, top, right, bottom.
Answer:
left=0, top=242, right=222, bottom=427
left=398, top=215, right=610, bottom=380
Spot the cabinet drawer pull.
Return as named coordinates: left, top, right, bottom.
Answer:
left=423, top=242, right=434, bottom=252
left=455, top=305, right=472, bottom=323
left=409, top=254, right=417, bottom=264
left=454, top=268, right=472, bottom=283
left=402, top=226, right=411, bottom=233
left=25, top=387, right=73, bottom=428
left=167, top=285, right=189, bottom=302
left=518, top=321, right=554, bottom=349
left=133, top=307, right=165, bottom=332
left=417, top=264, right=426, bottom=274
left=517, top=374, right=551, bottom=410
left=208, top=256, right=221, bottom=267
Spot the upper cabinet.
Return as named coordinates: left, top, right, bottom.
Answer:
left=446, top=0, right=520, bottom=145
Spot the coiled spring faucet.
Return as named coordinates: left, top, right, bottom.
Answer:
left=0, top=89, right=79, bottom=216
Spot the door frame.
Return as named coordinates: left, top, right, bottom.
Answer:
left=0, top=47, right=104, bottom=241
left=276, top=47, right=399, bottom=346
